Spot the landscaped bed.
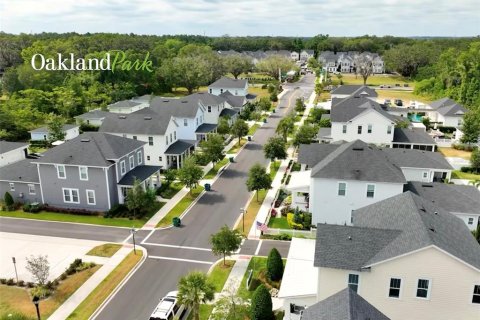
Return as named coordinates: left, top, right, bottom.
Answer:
left=236, top=189, right=267, bottom=236
left=156, top=185, right=204, bottom=228
left=156, top=181, right=184, bottom=199
left=269, top=161, right=281, bottom=180
left=86, top=244, right=122, bottom=258
left=237, top=257, right=285, bottom=300
left=248, top=123, right=260, bottom=135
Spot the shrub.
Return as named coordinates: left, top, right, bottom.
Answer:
left=438, top=126, right=456, bottom=134
left=43, top=205, right=101, bottom=216
left=453, top=143, right=477, bottom=152
left=274, top=233, right=292, bottom=241
left=283, top=195, right=292, bottom=206
left=261, top=84, right=268, bottom=89
left=26, top=282, right=35, bottom=288
left=45, top=281, right=54, bottom=290
left=270, top=208, right=277, bottom=218
left=6, top=278, right=15, bottom=286
left=250, top=284, right=274, bottom=320
left=59, top=273, right=67, bottom=280
left=17, top=280, right=25, bottom=287
left=0, top=278, right=6, bottom=284
left=280, top=206, right=290, bottom=217
left=267, top=248, right=284, bottom=282
left=287, top=213, right=303, bottom=230
left=302, top=212, right=312, bottom=229
left=52, top=279, right=59, bottom=287
left=4, top=192, right=14, bottom=210
left=30, top=286, right=51, bottom=299
left=106, top=204, right=128, bottom=218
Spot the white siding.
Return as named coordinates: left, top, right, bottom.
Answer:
left=282, top=296, right=317, bottom=320
left=0, top=147, right=26, bottom=167
left=401, top=168, right=432, bottom=183
left=64, top=127, right=80, bottom=140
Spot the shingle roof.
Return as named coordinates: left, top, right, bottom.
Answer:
left=187, top=92, right=226, bottom=106
left=195, top=123, right=217, bottom=133
left=33, top=133, right=145, bottom=167
left=393, top=128, right=436, bottom=145
left=164, top=140, right=194, bottom=155
left=406, top=182, right=480, bottom=216
left=99, top=110, right=172, bottom=135
left=107, top=100, right=141, bottom=109
left=74, top=110, right=111, bottom=120
left=0, top=159, right=39, bottom=183
left=297, top=143, right=340, bottom=168
left=429, top=97, right=456, bottom=109
left=382, top=148, right=453, bottom=170
left=352, top=191, right=480, bottom=270
left=310, top=140, right=406, bottom=183
left=302, top=288, right=390, bottom=320
left=429, top=98, right=467, bottom=117
left=29, top=124, right=79, bottom=133
left=219, top=91, right=247, bottom=108
left=209, top=77, right=247, bottom=89
left=330, top=85, right=378, bottom=97
left=330, top=96, right=394, bottom=122
left=0, top=141, right=28, bottom=154
left=219, top=108, right=239, bottom=117
left=118, top=165, right=161, bottom=185
left=148, top=97, right=200, bottom=118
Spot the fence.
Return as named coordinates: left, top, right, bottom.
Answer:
left=263, top=228, right=316, bottom=239
left=434, top=138, right=454, bottom=147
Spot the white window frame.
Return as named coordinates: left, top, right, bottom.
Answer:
left=342, top=124, right=347, bottom=134
left=338, top=182, right=347, bottom=196
left=207, top=106, right=212, bottom=113
left=472, top=284, right=480, bottom=304
left=366, top=184, right=375, bottom=198
left=86, top=189, right=96, bottom=205
left=129, top=155, right=135, bottom=170
left=367, top=124, right=373, bottom=134
left=388, top=277, right=402, bottom=299
left=387, top=125, right=392, bottom=134
left=415, top=278, right=431, bottom=300
left=120, top=160, right=126, bottom=175
left=57, top=165, right=66, bottom=179
left=62, top=188, right=80, bottom=204
left=347, top=273, right=360, bottom=293
left=28, top=184, right=36, bottom=195
left=9, top=182, right=15, bottom=191
left=137, top=151, right=142, bottom=165
left=148, top=136, right=154, bottom=146
left=79, top=166, right=88, bottom=181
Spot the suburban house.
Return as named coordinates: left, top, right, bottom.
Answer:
left=290, top=51, right=300, bottom=61
left=300, top=50, right=314, bottom=61
left=186, top=92, right=235, bottom=126
left=330, top=85, right=378, bottom=100
left=0, top=141, right=28, bottom=167
left=406, top=181, right=480, bottom=230
left=1, top=133, right=160, bottom=210
left=107, top=99, right=148, bottom=114
left=219, top=91, right=247, bottom=113
left=29, top=124, right=80, bottom=141
left=426, top=97, right=467, bottom=128
left=74, top=110, right=112, bottom=127
left=391, top=127, right=437, bottom=151
left=318, top=51, right=385, bottom=74
left=208, top=77, right=248, bottom=97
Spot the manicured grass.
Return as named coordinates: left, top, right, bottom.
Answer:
left=204, top=157, right=229, bottom=179
left=270, top=161, right=281, bottom=180
left=268, top=216, right=290, bottom=229
left=248, top=86, right=270, bottom=99
left=341, top=73, right=413, bottom=86
left=376, top=89, right=432, bottom=104
left=67, top=251, right=142, bottom=320
left=157, top=181, right=184, bottom=199
left=227, top=138, right=247, bottom=154
left=451, top=170, right=480, bottom=180
left=438, top=147, right=472, bottom=160
left=248, top=123, right=260, bottom=135
left=236, top=189, right=267, bottom=237
left=156, top=185, right=204, bottom=228
left=208, top=260, right=236, bottom=292
left=0, top=202, right=164, bottom=228
left=0, top=265, right=100, bottom=319
left=237, top=257, right=286, bottom=300
left=160, top=86, right=209, bottom=97
left=86, top=243, right=122, bottom=257
left=187, top=304, right=214, bottom=320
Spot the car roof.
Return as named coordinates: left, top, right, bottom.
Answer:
left=150, top=295, right=177, bottom=318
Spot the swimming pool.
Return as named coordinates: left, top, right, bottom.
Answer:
left=408, top=114, right=423, bottom=122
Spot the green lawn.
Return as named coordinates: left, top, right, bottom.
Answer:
left=208, top=260, right=236, bottom=292
left=237, top=257, right=268, bottom=300
left=157, top=181, right=184, bottom=199
left=86, top=244, right=122, bottom=257
left=268, top=216, right=290, bottom=229
left=156, top=185, right=204, bottom=228
left=236, top=189, right=267, bottom=237
left=451, top=170, right=480, bottom=180
left=187, top=304, right=214, bottom=320
left=67, top=251, right=142, bottom=320
left=248, top=123, right=260, bottom=135
left=204, top=157, right=229, bottom=179
left=377, top=89, right=432, bottom=104
left=341, top=73, right=413, bottom=86
left=227, top=138, right=247, bottom=154
left=248, top=86, right=270, bottom=99
left=0, top=202, right=164, bottom=228
left=270, top=161, right=281, bottom=180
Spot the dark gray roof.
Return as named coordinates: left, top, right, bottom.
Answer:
left=297, top=143, right=340, bottom=168
left=148, top=97, right=200, bottom=118
left=317, top=127, right=332, bottom=139
left=118, top=165, right=161, bottom=186
left=393, top=128, right=436, bottom=145
left=99, top=110, right=172, bottom=135
left=406, top=182, right=480, bottom=216
left=382, top=148, right=453, bottom=170
left=30, top=124, right=79, bottom=133
left=0, top=159, right=39, bottom=183
left=108, top=100, right=141, bottom=109
left=164, top=140, right=194, bottom=155
left=209, top=77, right=247, bottom=89
left=331, top=97, right=395, bottom=123
left=302, top=288, right=390, bottom=320
left=331, top=85, right=378, bottom=97
left=220, top=91, right=247, bottom=108
left=352, top=192, right=480, bottom=270
left=195, top=123, right=217, bottom=133
left=219, top=108, right=239, bottom=117
left=0, top=141, right=28, bottom=154
left=310, top=140, right=406, bottom=183
left=33, top=133, right=145, bottom=167
left=429, top=98, right=467, bottom=117
left=429, top=97, right=456, bottom=110
left=188, top=92, right=226, bottom=106
left=74, top=110, right=111, bottom=120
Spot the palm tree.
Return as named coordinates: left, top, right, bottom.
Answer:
left=177, top=271, right=215, bottom=320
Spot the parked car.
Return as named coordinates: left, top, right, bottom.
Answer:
left=150, top=291, right=180, bottom=320
left=403, top=83, right=409, bottom=87
left=394, top=99, right=403, bottom=106
left=384, top=99, right=392, bottom=105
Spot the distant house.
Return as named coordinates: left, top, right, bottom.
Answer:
left=426, top=98, right=467, bottom=128
left=29, top=124, right=79, bottom=141
left=107, top=100, right=148, bottom=114
left=330, top=85, right=378, bottom=100
left=74, top=110, right=112, bottom=127
left=208, top=77, right=248, bottom=97
left=0, top=141, right=28, bottom=167
left=290, top=51, right=300, bottom=61
left=219, top=91, right=247, bottom=112
left=318, top=51, right=385, bottom=74
left=300, top=50, right=314, bottom=61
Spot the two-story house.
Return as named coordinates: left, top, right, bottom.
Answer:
left=290, top=51, right=300, bottom=61
left=330, top=85, right=378, bottom=100
left=208, top=77, right=248, bottom=97
left=426, top=97, right=467, bottom=128
left=0, top=159, right=42, bottom=204
left=0, top=141, right=28, bottom=167
left=30, top=124, right=80, bottom=141
left=300, top=50, right=314, bottom=61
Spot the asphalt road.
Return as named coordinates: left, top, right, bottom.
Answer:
left=95, top=75, right=315, bottom=320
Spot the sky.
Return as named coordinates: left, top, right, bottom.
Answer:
left=1, top=0, right=479, bottom=37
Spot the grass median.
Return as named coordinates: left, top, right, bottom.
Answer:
left=87, top=244, right=122, bottom=257
left=67, top=250, right=143, bottom=320
left=156, top=185, right=204, bottom=228
left=236, top=189, right=267, bottom=237
left=209, top=260, right=236, bottom=292
left=227, top=138, right=247, bottom=154
left=248, top=123, right=260, bottom=135
left=204, top=158, right=229, bottom=180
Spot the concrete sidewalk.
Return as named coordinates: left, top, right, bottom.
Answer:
left=48, top=246, right=135, bottom=320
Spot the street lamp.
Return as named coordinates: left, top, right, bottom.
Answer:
left=131, top=228, right=137, bottom=255
left=240, top=208, right=246, bottom=232
left=12, top=257, right=18, bottom=284
left=32, top=296, right=41, bottom=320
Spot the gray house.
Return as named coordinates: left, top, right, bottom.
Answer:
left=0, top=159, right=42, bottom=204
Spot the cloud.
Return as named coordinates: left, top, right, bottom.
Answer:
left=0, top=0, right=479, bottom=36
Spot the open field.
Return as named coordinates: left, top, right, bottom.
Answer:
left=341, top=73, right=413, bottom=87
left=376, top=90, right=432, bottom=104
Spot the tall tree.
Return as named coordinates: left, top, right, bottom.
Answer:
left=177, top=271, right=215, bottom=320
left=231, top=118, right=249, bottom=145
left=263, top=136, right=287, bottom=161
left=293, top=124, right=317, bottom=146
left=47, top=114, right=66, bottom=142
left=177, top=157, right=203, bottom=194
left=471, top=148, right=480, bottom=173
left=217, top=117, right=231, bottom=135
left=223, top=54, right=253, bottom=79
left=276, top=114, right=295, bottom=142
left=210, top=225, right=243, bottom=266
left=256, top=55, right=296, bottom=79
left=460, top=111, right=480, bottom=145
left=246, top=163, right=272, bottom=202
left=266, top=248, right=284, bottom=281
left=354, top=55, right=374, bottom=85
left=25, top=255, right=50, bottom=286
left=200, top=133, right=225, bottom=165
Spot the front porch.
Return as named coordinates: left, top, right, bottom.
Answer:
left=286, top=170, right=311, bottom=212
left=195, top=123, right=218, bottom=141
left=164, top=140, right=196, bottom=169
left=118, top=165, right=161, bottom=204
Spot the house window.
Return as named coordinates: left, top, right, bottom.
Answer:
left=9, top=183, right=15, bottom=191
left=57, top=165, right=66, bottom=179
left=120, top=160, right=126, bottom=175
left=289, top=304, right=305, bottom=315
left=166, top=136, right=169, bottom=145
left=208, top=106, right=212, bottom=113
left=159, top=156, right=162, bottom=161
left=387, top=126, right=392, bottom=134
left=137, top=151, right=142, bottom=164
left=423, top=172, right=428, bottom=179
left=63, top=188, right=79, bottom=204
left=348, top=274, right=359, bottom=292
left=367, top=124, right=372, bottom=134
left=416, top=279, right=430, bottom=299
left=389, top=278, right=401, bottom=298
left=129, top=155, right=135, bottom=170
left=342, top=125, right=347, bottom=134
left=468, top=218, right=474, bottom=225
left=338, top=182, right=346, bottom=196
left=220, top=89, right=223, bottom=93
left=196, top=118, right=199, bottom=126
left=147, top=156, right=150, bottom=161
left=357, top=126, right=362, bottom=134
left=170, top=133, right=173, bottom=142
left=28, top=184, right=36, bottom=195
left=473, top=285, right=480, bottom=304
left=174, top=131, right=176, bottom=140
left=148, top=137, right=154, bottom=146
left=86, top=190, right=96, bottom=205
left=133, top=136, right=137, bottom=140
left=366, top=184, right=375, bottom=198
left=235, top=90, right=238, bottom=95
left=79, top=166, right=88, bottom=181
left=184, top=119, right=188, bottom=126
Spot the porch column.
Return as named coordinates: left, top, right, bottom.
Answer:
left=446, top=171, right=452, bottom=181
left=177, top=155, right=180, bottom=169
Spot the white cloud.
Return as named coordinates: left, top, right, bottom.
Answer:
left=0, top=0, right=479, bottom=36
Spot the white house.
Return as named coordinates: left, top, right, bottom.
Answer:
left=187, top=92, right=231, bottom=126
left=318, top=51, right=385, bottom=74
left=29, top=124, right=80, bottom=141
left=300, top=50, right=314, bottom=61
left=0, top=141, right=28, bottom=167
left=74, top=110, right=112, bottom=127
left=290, top=51, right=300, bottom=61
left=426, top=98, right=467, bottom=128
left=208, top=77, right=248, bottom=97
left=107, top=99, right=148, bottom=114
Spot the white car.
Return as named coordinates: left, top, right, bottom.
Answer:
left=149, top=291, right=180, bottom=320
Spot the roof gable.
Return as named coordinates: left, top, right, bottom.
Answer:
left=208, top=76, right=247, bottom=89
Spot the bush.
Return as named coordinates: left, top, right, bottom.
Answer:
left=287, top=213, right=303, bottom=230
left=267, top=248, right=284, bottom=282
left=250, top=284, right=274, bottom=320
left=261, top=84, right=268, bottom=89
left=0, top=278, right=6, bottom=284
left=17, top=280, right=25, bottom=287
left=270, top=208, right=277, bottom=217
left=280, top=206, right=290, bottom=217
left=59, top=273, right=67, bottom=280
left=453, top=143, right=477, bottom=152
left=43, top=205, right=101, bottom=216
left=4, top=192, right=14, bottom=210
left=45, top=281, right=55, bottom=290
left=302, top=213, right=312, bottom=229
left=30, top=286, right=51, bottom=299
left=26, top=282, right=35, bottom=288
left=6, top=278, right=15, bottom=286
left=438, top=126, right=456, bottom=134
left=192, top=153, right=210, bottom=166
left=23, top=203, right=42, bottom=213
left=105, top=204, right=128, bottom=218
